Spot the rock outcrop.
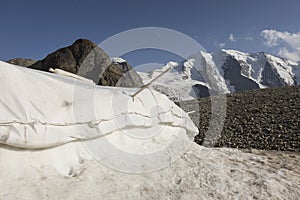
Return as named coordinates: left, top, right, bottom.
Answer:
left=29, top=39, right=142, bottom=87
left=7, top=58, right=36, bottom=67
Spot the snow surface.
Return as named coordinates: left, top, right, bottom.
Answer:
left=199, top=51, right=229, bottom=93
left=1, top=143, right=299, bottom=199
left=0, top=61, right=299, bottom=199
left=264, top=54, right=295, bottom=85
left=111, top=57, right=127, bottom=63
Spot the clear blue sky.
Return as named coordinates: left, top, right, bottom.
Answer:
left=1, top=0, right=300, bottom=66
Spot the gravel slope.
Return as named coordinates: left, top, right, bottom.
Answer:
left=180, top=86, right=300, bottom=151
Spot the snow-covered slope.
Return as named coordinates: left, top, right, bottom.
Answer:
left=138, top=52, right=229, bottom=101
left=0, top=61, right=299, bottom=199
left=138, top=61, right=208, bottom=101
left=138, top=50, right=300, bottom=100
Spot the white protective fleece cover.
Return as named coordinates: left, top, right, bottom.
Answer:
left=0, top=60, right=198, bottom=149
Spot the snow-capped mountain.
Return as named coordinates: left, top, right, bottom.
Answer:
left=138, top=49, right=300, bottom=100
left=216, top=50, right=298, bottom=91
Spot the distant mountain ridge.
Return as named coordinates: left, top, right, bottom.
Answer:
left=138, top=49, right=300, bottom=100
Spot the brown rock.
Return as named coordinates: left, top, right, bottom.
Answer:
left=29, top=39, right=143, bottom=87
left=7, top=58, right=36, bottom=67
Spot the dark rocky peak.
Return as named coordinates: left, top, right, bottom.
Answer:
left=28, top=39, right=142, bottom=87
left=68, top=39, right=98, bottom=65
left=29, top=38, right=110, bottom=74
